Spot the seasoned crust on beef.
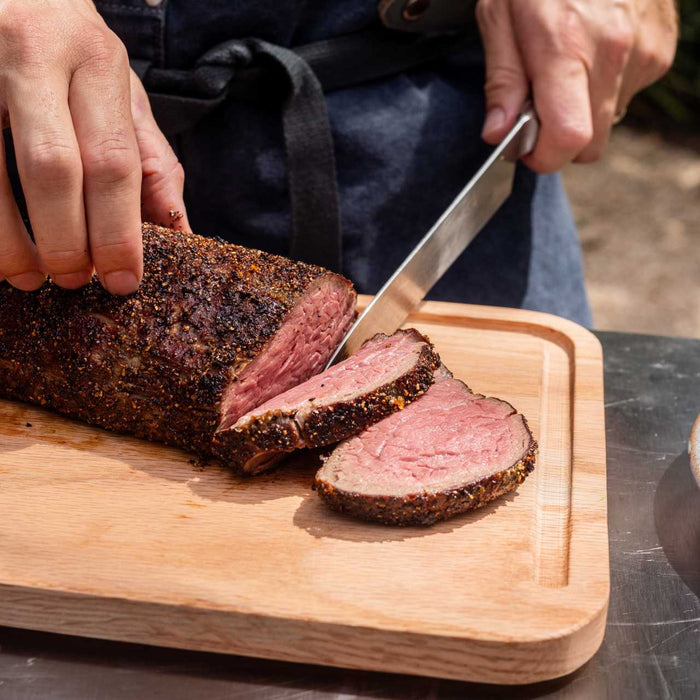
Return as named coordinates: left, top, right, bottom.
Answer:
left=313, top=371, right=537, bottom=526
left=212, top=330, right=440, bottom=474
left=314, top=437, right=537, bottom=526
left=0, top=223, right=355, bottom=455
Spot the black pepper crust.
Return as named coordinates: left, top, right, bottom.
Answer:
left=211, top=330, right=441, bottom=475
left=0, top=223, right=355, bottom=454
left=314, top=425, right=537, bottom=527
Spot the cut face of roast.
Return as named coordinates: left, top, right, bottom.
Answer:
left=213, top=329, right=440, bottom=474
left=314, top=371, right=537, bottom=526
left=0, top=224, right=356, bottom=455
left=217, top=274, right=356, bottom=431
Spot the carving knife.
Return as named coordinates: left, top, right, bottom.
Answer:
left=325, top=105, right=539, bottom=368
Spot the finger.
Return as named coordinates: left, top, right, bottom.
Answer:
left=70, top=35, right=143, bottom=295
left=574, top=68, right=623, bottom=165
left=523, top=56, right=593, bottom=173
left=476, top=0, right=529, bottom=144
left=130, top=70, right=190, bottom=232
left=617, top=6, right=677, bottom=110
left=616, top=46, right=668, bottom=120
left=0, top=135, right=45, bottom=290
left=576, top=18, right=632, bottom=163
left=7, top=76, right=92, bottom=289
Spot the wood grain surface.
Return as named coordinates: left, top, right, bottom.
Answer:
left=0, top=299, right=608, bottom=684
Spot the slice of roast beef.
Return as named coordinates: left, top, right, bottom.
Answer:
left=213, top=329, right=440, bottom=475
left=0, top=224, right=356, bottom=456
left=314, top=370, right=537, bottom=526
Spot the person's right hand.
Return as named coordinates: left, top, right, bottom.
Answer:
left=476, top=0, right=677, bottom=172
left=0, top=0, right=189, bottom=294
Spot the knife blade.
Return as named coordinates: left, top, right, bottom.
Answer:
left=325, top=105, right=539, bottom=368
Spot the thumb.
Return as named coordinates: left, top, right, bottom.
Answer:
left=129, top=70, right=191, bottom=232
left=476, top=0, right=529, bottom=144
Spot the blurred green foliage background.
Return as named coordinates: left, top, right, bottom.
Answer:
left=631, top=0, right=700, bottom=131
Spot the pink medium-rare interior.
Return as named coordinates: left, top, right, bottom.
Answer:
left=217, top=275, right=355, bottom=431
left=231, top=330, right=427, bottom=428
left=324, top=378, right=532, bottom=497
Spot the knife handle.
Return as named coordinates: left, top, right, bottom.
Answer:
left=503, top=102, right=539, bottom=162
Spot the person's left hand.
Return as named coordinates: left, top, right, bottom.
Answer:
left=476, top=0, right=678, bottom=172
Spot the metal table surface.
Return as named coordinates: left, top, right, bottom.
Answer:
left=1, top=330, right=700, bottom=699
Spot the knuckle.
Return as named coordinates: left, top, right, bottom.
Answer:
left=575, top=146, right=603, bottom=164
left=83, top=135, right=140, bottom=185
left=601, top=26, right=634, bottom=70
left=634, top=51, right=660, bottom=86
left=551, top=121, right=592, bottom=152
left=484, top=64, right=526, bottom=95
left=77, top=26, right=127, bottom=71
left=162, top=159, right=186, bottom=192
left=634, top=33, right=676, bottom=82
left=0, top=7, right=38, bottom=44
left=91, top=237, right=138, bottom=258
left=24, top=139, right=81, bottom=186
left=475, top=0, right=498, bottom=29
left=38, top=247, right=89, bottom=273
left=539, top=12, right=561, bottom=39
left=172, top=160, right=185, bottom=187
left=130, top=76, right=151, bottom=118
left=0, top=11, right=50, bottom=69
left=0, top=246, right=34, bottom=277
left=91, top=238, right=140, bottom=271
left=142, top=149, right=185, bottom=188
left=538, top=11, right=571, bottom=51
left=536, top=10, right=588, bottom=62
left=634, top=45, right=655, bottom=75
left=653, top=44, right=676, bottom=78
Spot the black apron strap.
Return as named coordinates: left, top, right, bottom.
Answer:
left=133, top=28, right=475, bottom=272
left=252, top=41, right=341, bottom=272
left=294, top=28, right=474, bottom=91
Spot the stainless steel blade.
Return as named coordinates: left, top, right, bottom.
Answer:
left=325, top=107, right=539, bottom=368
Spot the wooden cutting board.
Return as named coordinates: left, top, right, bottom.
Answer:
left=0, top=299, right=608, bottom=685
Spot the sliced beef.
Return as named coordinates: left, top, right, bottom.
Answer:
left=314, top=370, right=537, bottom=526
left=213, top=329, right=440, bottom=475
left=0, top=224, right=356, bottom=456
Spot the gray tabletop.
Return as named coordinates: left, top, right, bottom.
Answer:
left=2, top=330, right=700, bottom=699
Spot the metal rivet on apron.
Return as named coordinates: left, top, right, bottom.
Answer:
left=402, top=0, right=431, bottom=21
left=144, top=0, right=163, bottom=7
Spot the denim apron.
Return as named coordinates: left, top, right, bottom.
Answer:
left=94, top=0, right=592, bottom=326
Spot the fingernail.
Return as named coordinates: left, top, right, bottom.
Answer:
left=53, top=269, right=94, bottom=290
left=7, top=271, right=47, bottom=291
left=482, top=107, right=506, bottom=138
left=103, top=270, right=140, bottom=295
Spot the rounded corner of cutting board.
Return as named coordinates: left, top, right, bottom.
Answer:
left=546, top=598, right=610, bottom=684
left=549, top=593, right=610, bottom=680
left=469, top=595, right=609, bottom=685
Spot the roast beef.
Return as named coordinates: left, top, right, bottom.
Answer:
left=213, top=329, right=440, bottom=474
left=0, top=224, right=356, bottom=456
left=314, top=369, right=537, bottom=526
